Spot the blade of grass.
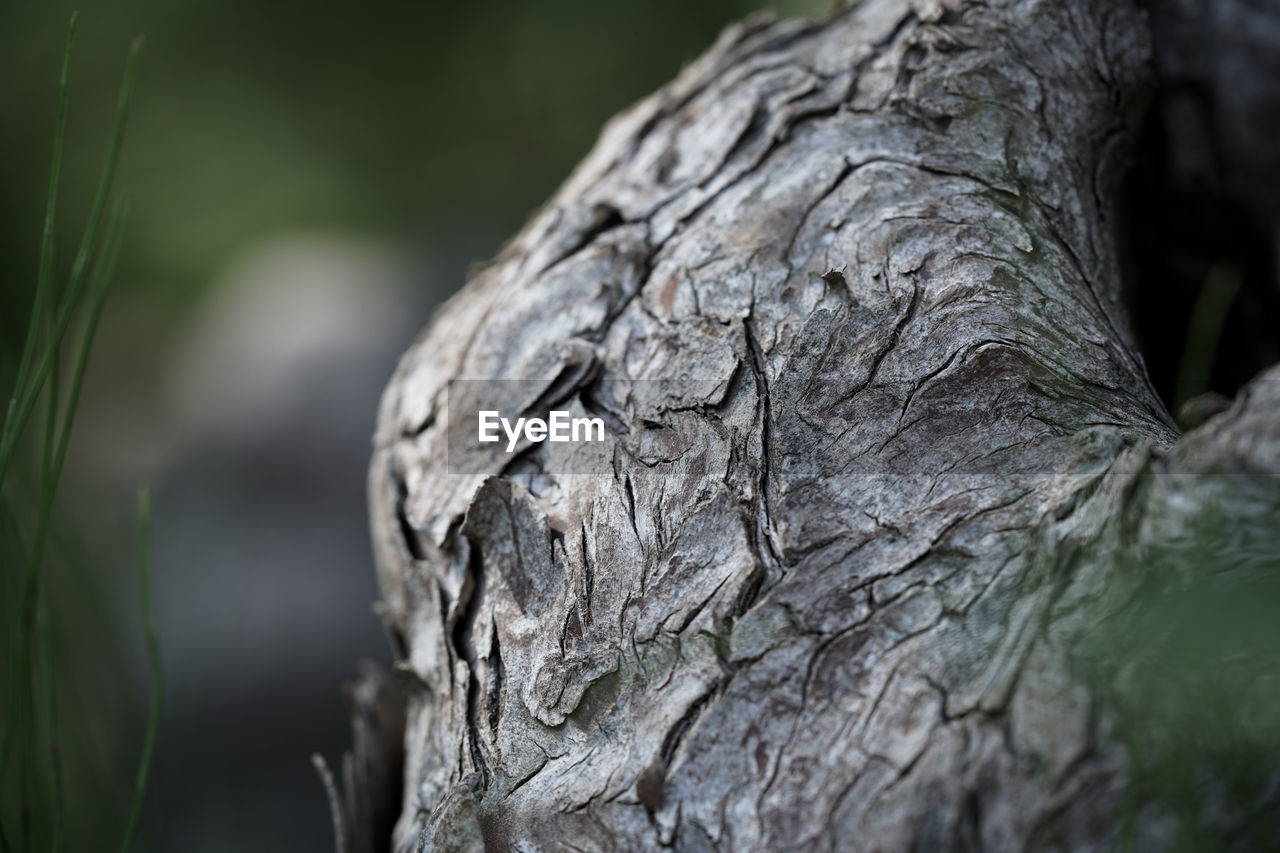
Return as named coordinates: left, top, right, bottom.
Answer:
left=34, top=592, right=62, bottom=853
left=2, top=29, right=142, bottom=850
left=0, top=35, right=142, bottom=488
left=37, top=202, right=128, bottom=853
left=1, top=19, right=78, bottom=852
left=118, top=486, right=160, bottom=853
left=65, top=36, right=144, bottom=319
left=1173, top=262, right=1243, bottom=413
left=41, top=357, right=60, bottom=503
left=5, top=13, right=77, bottom=461
left=0, top=493, right=31, bottom=847
left=27, top=202, right=129, bottom=575
left=11, top=168, right=131, bottom=853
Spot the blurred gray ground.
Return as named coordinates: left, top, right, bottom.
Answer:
left=76, top=235, right=428, bottom=851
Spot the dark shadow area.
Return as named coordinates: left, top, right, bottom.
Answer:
left=1123, top=92, right=1280, bottom=414
left=1125, top=0, right=1280, bottom=419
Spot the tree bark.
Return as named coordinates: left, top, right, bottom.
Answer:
left=366, top=1, right=1280, bottom=849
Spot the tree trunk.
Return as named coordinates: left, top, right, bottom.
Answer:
left=364, top=1, right=1280, bottom=849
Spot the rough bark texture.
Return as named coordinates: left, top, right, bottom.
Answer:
left=367, top=1, right=1280, bottom=849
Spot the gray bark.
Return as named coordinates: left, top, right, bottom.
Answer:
left=365, top=1, right=1280, bottom=849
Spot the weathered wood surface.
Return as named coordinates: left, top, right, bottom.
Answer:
left=367, top=1, right=1280, bottom=849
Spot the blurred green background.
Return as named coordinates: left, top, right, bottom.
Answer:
left=0, top=1, right=826, bottom=850
left=3, top=0, right=821, bottom=346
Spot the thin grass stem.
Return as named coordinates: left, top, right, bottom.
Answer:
left=5, top=13, right=77, bottom=463
left=117, top=486, right=160, bottom=853
left=0, top=35, right=142, bottom=488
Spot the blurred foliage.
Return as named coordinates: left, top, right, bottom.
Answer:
left=1077, top=498, right=1280, bottom=852
left=1, top=0, right=829, bottom=353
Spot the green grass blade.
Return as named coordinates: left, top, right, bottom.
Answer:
left=37, top=202, right=127, bottom=853
left=20, top=202, right=129, bottom=631
left=41, top=354, right=60, bottom=496
left=1, top=26, right=143, bottom=850
left=1174, top=263, right=1243, bottom=412
left=35, top=595, right=63, bottom=853
left=45, top=201, right=128, bottom=530
left=66, top=35, right=144, bottom=307
left=0, top=35, right=142, bottom=488
left=0, top=496, right=31, bottom=831
left=10, top=183, right=130, bottom=853
left=2, top=21, right=79, bottom=850
left=5, top=12, right=77, bottom=459
left=118, top=485, right=160, bottom=853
